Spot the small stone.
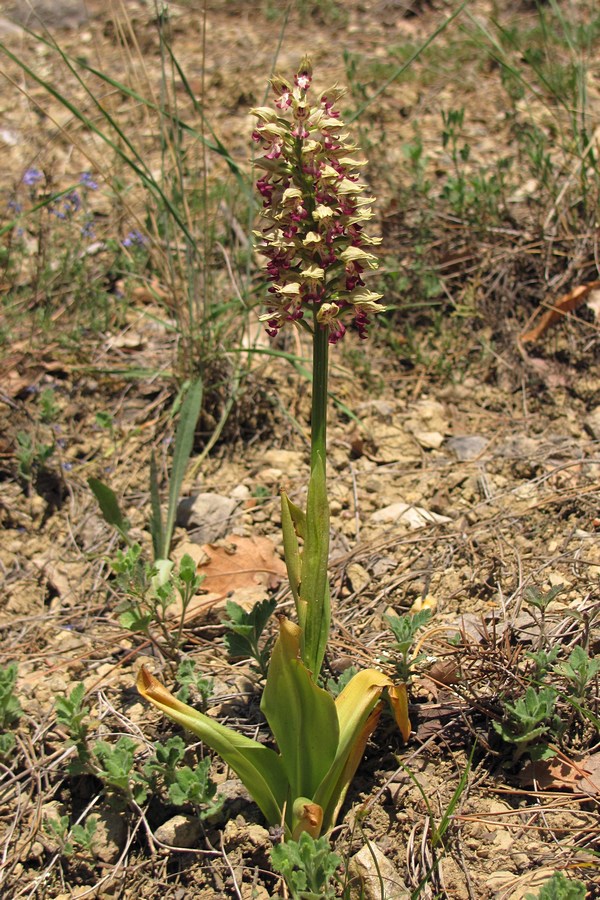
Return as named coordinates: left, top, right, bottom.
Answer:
left=446, top=435, right=489, bottom=461
left=255, top=467, right=284, bottom=484
left=263, top=449, right=305, bottom=470
left=371, top=502, right=451, bottom=529
left=411, top=430, right=445, bottom=450
left=90, top=806, right=127, bottom=863
left=346, top=562, right=371, bottom=593
left=176, top=493, right=239, bottom=543
left=154, top=814, right=202, bottom=849
left=348, top=843, right=410, bottom=899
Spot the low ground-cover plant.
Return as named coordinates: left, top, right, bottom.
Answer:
left=270, top=831, right=342, bottom=899
left=0, top=663, right=22, bottom=759
left=137, top=57, right=411, bottom=842
left=55, top=683, right=221, bottom=819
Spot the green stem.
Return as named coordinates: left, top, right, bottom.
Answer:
left=311, top=320, right=329, bottom=472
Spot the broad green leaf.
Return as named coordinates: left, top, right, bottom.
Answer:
left=299, top=454, right=330, bottom=677
left=314, top=668, right=392, bottom=831
left=137, top=666, right=287, bottom=828
left=261, top=618, right=338, bottom=813
left=281, top=492, right=302, bottom=611
left=87, top=478, right=128, bottom=537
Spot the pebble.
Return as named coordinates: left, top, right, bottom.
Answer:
left=154, top=814, right=202, bottom=849
left=176, top=493, right=239, bottom=543
left=446, top=434, right=489, bottom=460
left=348, top=843, right=410, bottom=900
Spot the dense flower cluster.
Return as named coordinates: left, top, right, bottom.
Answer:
left=251, top=56, right=384, bottom=344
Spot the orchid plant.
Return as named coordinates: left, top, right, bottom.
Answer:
left=137, top=57, right=410, bottom=841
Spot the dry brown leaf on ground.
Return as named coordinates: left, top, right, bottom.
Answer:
left=577, top=751, right=600, bottom=797
left=519, top=753, right=600, bottom=796
left=520, top=280, right=600, bottom=343
left=196, top=534, right=287, bottom=594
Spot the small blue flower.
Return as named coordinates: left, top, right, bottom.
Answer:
left=80, top=172, right=98, bottom=191
left=50, top=191, right=81, bottom=220
left=122, top=229, right=147, bottom=247
left=23, top=168, right=43, bottom=186
left=81, top=219, right=95, bottom=239
left=8, top=199, right=22, bottom=213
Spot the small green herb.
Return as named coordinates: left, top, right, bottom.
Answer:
left=144, top=736, right=187, bottom=784
left=0, top=664, right=22, bottom=759
left=383, top=608, right=432, bottom=682
left=326, top=666, right=359, bottom=697
left=167, top=757, right=223, bottom=819
left=223, top=597, right=277, bottom=677
left=43, top=814, right=98, bottom=857
left=39, top=387, right=61, bottom=424
left=271, top=832, right=342, bottom=900
left=553, top=646, right=600, bottom=700
left=176, top=658, right=214, bottom=707
left=93, top=736, right=148, bottom=804
left=55, top=682, right=91, bottom=771
left=493, top=686, right=560, bottom=762
left=525, top=870, right=587, bottom=900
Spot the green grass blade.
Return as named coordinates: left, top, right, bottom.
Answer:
left=0, top=36, right=196, bottom=247
left=163, top=377, right=203, bottom=559
left=149, top=452, right=165, bottom=561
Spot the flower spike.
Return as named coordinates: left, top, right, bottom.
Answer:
left=252, top=57, right=385, bottom=343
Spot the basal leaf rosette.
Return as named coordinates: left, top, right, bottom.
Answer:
left=251, top=55, right=385, bottom=344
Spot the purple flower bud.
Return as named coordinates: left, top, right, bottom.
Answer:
left=23, top=168, right=43, bottom=186
left=122, top=229, right=147, bottom=247
left=80, top=172, right=98, bottom=191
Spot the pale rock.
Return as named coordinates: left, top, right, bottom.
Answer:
left=371, top=502, right=451, bottom=529
left=176, top=493, right=239, bottom=543
left=205, top=778, right=253, bottom=826
left=346, top=562, right=371, bottom=593
left=154, top=814, right=202, bottom=849
left=411, top=429, right=445, bottom=450
left=446, top=435, right=489, bottom=461
left=90, top=806, right=127, bottom=863
left=263, top=448, right=305, bottom=470
left=4, top=0, right=88, bottom=28
left=241, top=886, right=269, bottom=900
left=356, top=399, right=396, bottom=419
left=230, top=483, right=251, bottom=500
left=406, top=398, right=449, bottom=434
left=255, top=467, right=284, bottom=484
left=348, top=843, right=410, bottom=900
